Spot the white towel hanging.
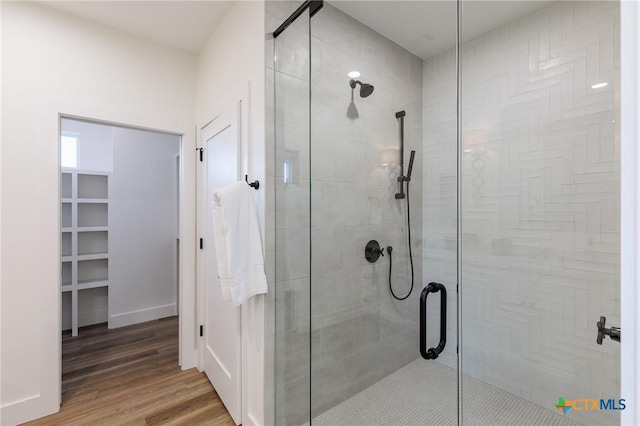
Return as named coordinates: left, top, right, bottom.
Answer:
left=211, top=181, right=268, bottom=306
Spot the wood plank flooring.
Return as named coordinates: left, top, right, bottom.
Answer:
left=23, top=317, right=235, bottom=426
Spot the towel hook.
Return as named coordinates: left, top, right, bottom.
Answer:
left=245, top=175, right=260, bottom=190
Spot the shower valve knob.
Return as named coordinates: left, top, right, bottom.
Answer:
left=365, top=240, right=384, bottom=263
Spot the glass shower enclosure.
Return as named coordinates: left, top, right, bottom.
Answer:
left=267, top=1, right=621, bottom=425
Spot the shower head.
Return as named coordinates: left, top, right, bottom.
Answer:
left=360, top=83, right=375, bottom=98
left=349, top=79, right=375, bottom=98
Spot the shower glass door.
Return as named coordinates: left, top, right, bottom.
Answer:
left=271, top=3, right=311, bottom=424
left=459, top=2, right=621, bottom=425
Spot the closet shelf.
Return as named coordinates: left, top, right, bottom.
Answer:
left=76, top=198, right=109, bottom=203
left=77, top=226, right=108, bottom=232
left=77, top=280, right=109, bottom=290
left=77, top=253, right=109, bottom=261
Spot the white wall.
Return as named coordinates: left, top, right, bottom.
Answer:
left=110, top=127, right=180, bottom=327
left=196, top=1, right=266, bottom=425
left=0, top=1, right=3, bottom=420
left=0, top=3, right=197, bottom=424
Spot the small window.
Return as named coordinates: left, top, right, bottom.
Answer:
left=61, top=134, right=78, bottom=168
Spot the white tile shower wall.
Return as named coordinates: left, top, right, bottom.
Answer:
left=308, top=4, right=424, bottom=420
left=422, top=2, right=620, bottom=425
left=267, top=2, right=425, bottom=424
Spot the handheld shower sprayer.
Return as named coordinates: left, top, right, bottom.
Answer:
left=407, top=150, right=416, bottom=180
left=396, top=150, right=415, bottom=199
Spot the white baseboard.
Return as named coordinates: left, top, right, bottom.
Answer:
left=0, top=394, right=58, bottom=426
left=109, top=303, right=177, bottom=329
left=245, top=412, right=262, bottom=426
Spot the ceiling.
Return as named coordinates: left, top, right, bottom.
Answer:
left=331, top=1, right=552, bottom=59
left=40, top=1, right=236, bottom=53
left=39, top=0, right=550, bottom=58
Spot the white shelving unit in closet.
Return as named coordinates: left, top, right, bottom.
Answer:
left=61, top=169, right=110, bottom=336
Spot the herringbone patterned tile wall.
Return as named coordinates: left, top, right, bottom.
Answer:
left=423, top=2, right=621, bottom=425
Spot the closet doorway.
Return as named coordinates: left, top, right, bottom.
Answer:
left=59, top=117, right=181, bottom=399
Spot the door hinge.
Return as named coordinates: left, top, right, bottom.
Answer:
left=456, top=284, right=459, bottom=293
left=197, top=147, right=203, bottom=162
left=199, top=238, right=203, bottom=249
left=199, top=325, right=204, bottom=337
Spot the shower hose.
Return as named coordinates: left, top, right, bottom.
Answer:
left=388, top=180, right=414, bottom=301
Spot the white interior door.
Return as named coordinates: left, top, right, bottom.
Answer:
left=201, top=104, right=242, bottom=425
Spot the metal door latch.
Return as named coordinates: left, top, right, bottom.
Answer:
left=597, top=316, right=620, bottom=345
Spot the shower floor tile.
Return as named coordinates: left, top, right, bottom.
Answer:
left=311, top=359, right=583, bottom=426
